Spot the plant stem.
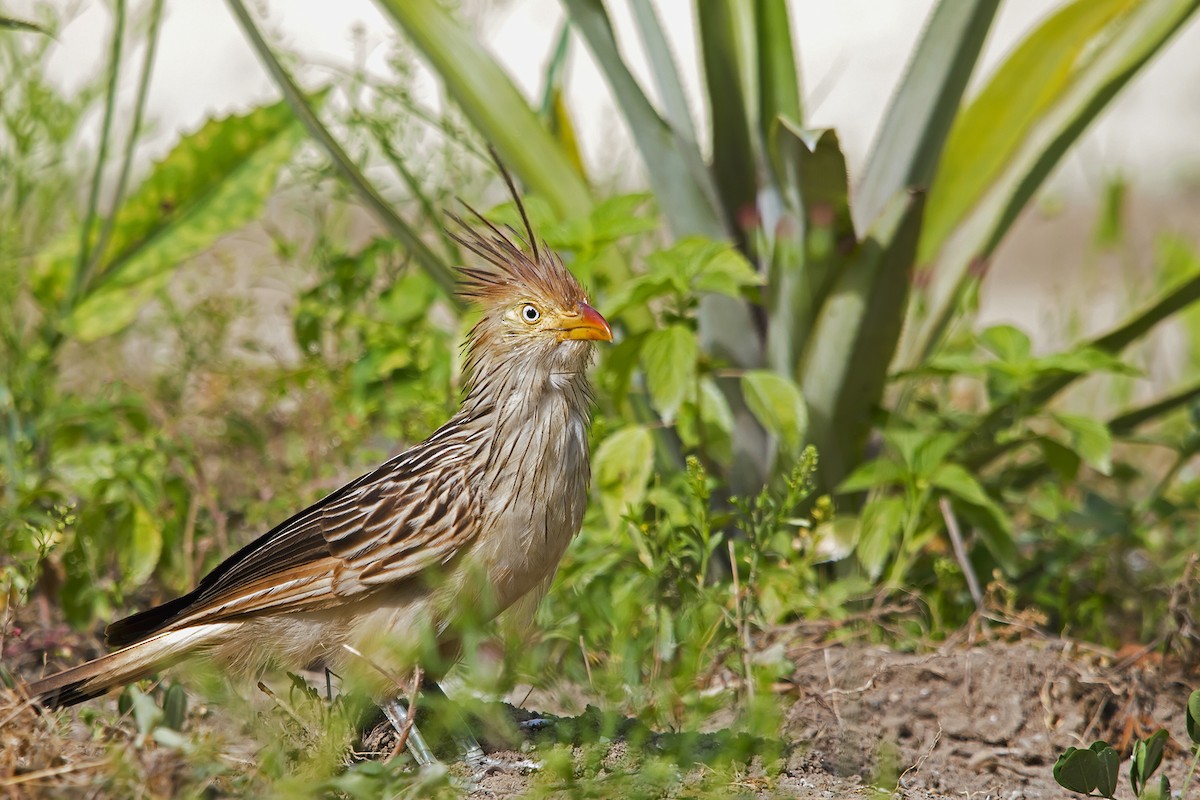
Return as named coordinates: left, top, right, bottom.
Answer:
left=68, top=0, right=125, bottom=310
left=1180, top=744, right=1200, bottom=798
left=223, top=0, right=461, bottom=304
left=88, top=0, right=164, bottom=278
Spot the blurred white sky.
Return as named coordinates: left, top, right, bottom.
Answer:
left=12, top=0, right=1200, bottom=197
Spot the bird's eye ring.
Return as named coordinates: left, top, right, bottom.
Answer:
left=520, top=304, right=540, bottom=323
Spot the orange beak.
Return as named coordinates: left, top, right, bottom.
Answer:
left=558, top=302, right=613, bottom=342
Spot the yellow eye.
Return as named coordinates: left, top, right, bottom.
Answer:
left=520, top=304, right=540, bottom=323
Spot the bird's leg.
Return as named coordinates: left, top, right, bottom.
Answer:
left=418, top=678, right=541, bottom=776
left=381, top=697, right=439, bottom=768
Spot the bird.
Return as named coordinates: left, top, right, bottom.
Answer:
left=26, top=189, right=613, bottom=716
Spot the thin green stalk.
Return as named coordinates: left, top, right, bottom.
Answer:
left=223, top=0, right=461, bottom=305
left=886, top=484, right=931, bottom=587
left=89, top=0, right=164, bottom=277
left=1179, top=744, right=1200, bottom=798
left=69, top=0, right=125, bottom=309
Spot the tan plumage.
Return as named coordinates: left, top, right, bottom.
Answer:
left=29, top=203, right=612, bottom=709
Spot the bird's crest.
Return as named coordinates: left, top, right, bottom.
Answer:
left=447, top=152, right=586, bottom=309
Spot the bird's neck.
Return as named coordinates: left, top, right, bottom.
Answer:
left=457, top=348, right=594, bottom=478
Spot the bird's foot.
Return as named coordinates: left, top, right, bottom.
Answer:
left=517, top=716, right=554, bottom=732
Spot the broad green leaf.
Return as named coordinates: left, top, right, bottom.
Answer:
left=1052, top=412, right=1113, bottom=475
left=856, top=496, right=906, bottom=579
left=1037, top=436, right=1082, bottom=480
left=907, top=0, right=1200, bottom=365
left=1090, top=741, right=1120, bottom=798
left=978, top=324, right=1032, bottom=363
left=1054, top=746, right=1102, bottom=796
left=838, top=458, right=907, bottom=494
left=46, top=100, right=305, bottom=340
left=855, top=0, right=999, bottom=229
left=696, top=0, right=757, bottom=239
left=593, top=425, right=655, bottom=525
left=1132, top=729, right=1169, bottom=793
left=741, top=370, right=807, bottom=454
left=766, top=123, right=853, bottom=375
left=628, top=0, right=698, bottom=145
left=641, top=324, right=698, bottom=422
left=755, top=0, right=803, bottom=145
left=119, top=503, right=162, bottom=590
left=563, top=0, right=725, bottom=241
left=929, top=463, right=993, bottom=508
left=801, top=191, right=925, bottom=490
left=377, top=0, right=592, bottom=222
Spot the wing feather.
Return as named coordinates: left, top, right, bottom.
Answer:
left=106, top=426, right=483, bottom=646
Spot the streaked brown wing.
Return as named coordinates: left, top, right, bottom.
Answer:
left=105, top=435, right=481, bottom=647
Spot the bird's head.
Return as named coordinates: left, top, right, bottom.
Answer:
left=449, top=207, right=612, bottom=389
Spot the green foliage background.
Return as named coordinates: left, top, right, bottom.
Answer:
left=4, top=0, right=1200, bottom=795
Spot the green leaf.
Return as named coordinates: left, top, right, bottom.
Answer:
left=979, top=324, right=1032, bottom=363
left=593, top=425, right=656, bottom=526
left=377, top=0, right=594, bottom=222
left=641, top=325, right=699, bottom=422
left=741, top=370, right=808, bottom=454
left=45, top=100, right=306, bottom=340
left=118, top=503, right=162, bottom=591
left=628, top=0, right=699, bottom=145
left=1052, top=413, right=1113, bottom=475
left=839, top=458, right=908, bottom=494
left=0, top=14, right=49, bottom=33
left=1132, top=729, right=1169, bottom=793
left=907, top=0, right=1200, bottom=365
left=1037, top=436, right=1083, bottom=480
left=563, top=0, right=725, bottom=241
left=766, top=123, right=853, bottom=375
left=1054, top=743, right=1118, bottom=797
left=856, top=496, right=906, bottom=579
left=162, top=683, right=188, bottom=731
left=696, top=0, right=757, bottom=238
left=755, top=0, right=803, bottom=143
left=1187, top=689, right=1200, bottom=743
left=855, top=0, right=999, bottom=229
left=799, top=190, right=925, bottom=490
left=1089, top=741, right=1120, bottom=798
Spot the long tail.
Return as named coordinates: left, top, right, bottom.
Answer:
left=27, top=623, right=236, bottom=709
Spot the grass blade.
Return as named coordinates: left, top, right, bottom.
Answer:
left=68, top=0, right=125, bottom=308
left=90, top=0, right=164, bottom=278
left=628, top=0, right=699, bottom=145
left=375, top=0, right=593, bottom=222
left=224, top=0, right=458, bottom=300
left=855, top=0, right=999, bottom=230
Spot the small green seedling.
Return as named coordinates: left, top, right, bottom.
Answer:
left=1129, top=729, right=1169, bottom=800
left=1054, top=689, right=1200, bottom=799
left=1053, top=741, right=1120, bottom=798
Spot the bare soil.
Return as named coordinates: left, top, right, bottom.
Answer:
left=5, top=626, right=1198, bottom=798
left=355, top=633, right=1199, bottom=799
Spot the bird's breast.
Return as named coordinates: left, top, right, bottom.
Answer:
left=473, top=398, right=590, bottom=614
